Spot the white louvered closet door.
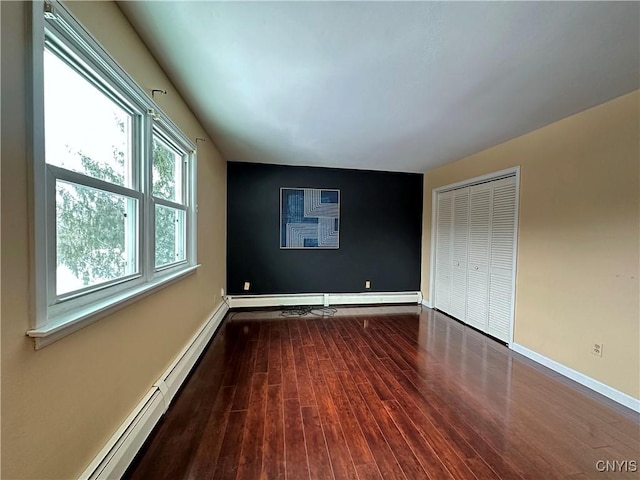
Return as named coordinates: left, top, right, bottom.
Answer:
left=487, top=177, right=517, bottom=342
left=434, top=191, right=453, bottom=313
left=466, top=183, right=492, bottom=331
left=434, top=174, right=517, bottom=343
left=450, top=188, right=469, bottom=320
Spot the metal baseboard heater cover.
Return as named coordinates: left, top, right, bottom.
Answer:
left=226, top=291, right=422, bottom=309
left=79, top=301, right=229, bottom=480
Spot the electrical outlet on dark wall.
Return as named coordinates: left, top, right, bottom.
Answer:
left=226, top=162, right=423, bottom=295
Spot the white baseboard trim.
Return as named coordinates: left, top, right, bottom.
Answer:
left=226, top=291, right=422, bottom=309
left=510, top=343, right=640, bottom=413
left=79, top=300, right=230, bottom=480
left=421, top=299, right=432, bottom=309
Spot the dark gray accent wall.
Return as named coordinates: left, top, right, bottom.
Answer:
left=227, top=162, right=423, bottom=295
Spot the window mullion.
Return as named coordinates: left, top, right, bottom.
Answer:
left=124, top=198, right=137, bottom=277
left=142, top=114, right=154, bottom=282
left=46, top=168, right=58, bottom=308
left=188, top=152, right=197, bottom=266
left=181, top=154, right=189, bottom=263
left=128, top=113, right=142, bottom=278
left=181, top=153, right=188, bottom=206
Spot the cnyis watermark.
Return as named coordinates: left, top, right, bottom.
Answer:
left=595, top=460, right=638, bottom=473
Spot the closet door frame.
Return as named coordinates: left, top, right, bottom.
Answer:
left=429, top=166, right=521, bottom=344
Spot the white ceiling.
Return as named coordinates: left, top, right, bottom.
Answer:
left=118, top=1, right=639, bottom=174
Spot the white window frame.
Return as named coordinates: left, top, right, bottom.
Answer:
left=27, top=1, right=199, bottom=348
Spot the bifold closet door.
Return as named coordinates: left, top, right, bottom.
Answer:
left=487, top=177, right=517, bottom=342
left=434, top=175, right=517, bottom=343
left=449, top=188, right=469, bottom=320
left=434, top=190, right=453, bottom=312
left=466, top=183, right=492, bottom=331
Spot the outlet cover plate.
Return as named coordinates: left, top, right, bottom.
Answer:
left=592, top=343, right=603, bottom=357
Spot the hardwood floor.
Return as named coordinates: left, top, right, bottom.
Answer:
left=124, top=306, right=640, bottom=480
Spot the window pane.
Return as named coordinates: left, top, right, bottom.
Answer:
left=152, top=135, right=183, bottom=203
left=44, top=48, right=133, bottom=187
left=56, top=180, right=138, bottom=295
left=155, top=205, right=186, bottom=268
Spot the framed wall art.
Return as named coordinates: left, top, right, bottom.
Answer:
left=280, top=187, right=340, bottom=249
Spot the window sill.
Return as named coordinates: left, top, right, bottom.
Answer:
left=26, top=264, right=200, bottom=349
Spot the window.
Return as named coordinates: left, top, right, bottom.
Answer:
left=152, top=132, right=188, bottom=268
left=28, top=1, right=198, bottom=347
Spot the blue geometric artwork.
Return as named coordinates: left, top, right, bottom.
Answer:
left=280, top=187, right=340, bottom=249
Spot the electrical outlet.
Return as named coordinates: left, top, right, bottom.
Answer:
left=243, top=281, right=250, bottom=291
left=592, top=343, right=603, bottom=357
left=365, top=280, right=371, bottom=289
left=220, top=288, right=225, bottom=298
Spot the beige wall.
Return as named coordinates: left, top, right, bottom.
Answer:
left=421, top=91, right=640, bottom=399
left=1, top=2, right=227, bottom=478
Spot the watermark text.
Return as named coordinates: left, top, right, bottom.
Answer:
left=595, top=460, right=637, bottom=473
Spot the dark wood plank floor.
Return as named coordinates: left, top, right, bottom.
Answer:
left=124, top=307, right=640, bottom=480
